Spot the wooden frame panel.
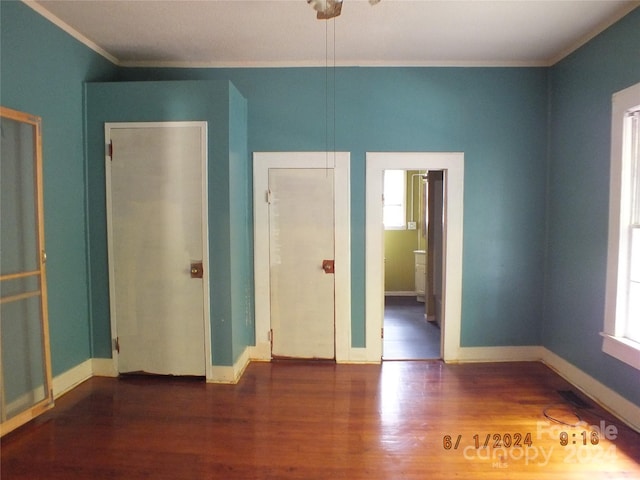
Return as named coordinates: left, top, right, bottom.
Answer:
left=0, top=106, right=53, bottom=436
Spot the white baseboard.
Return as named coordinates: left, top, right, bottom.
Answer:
left=53, top=359, right=93, bottom=398
left=91, top=358, right=118, bottom=377
left=452, top=345, right=544, bottom=363
left=248, top=341, right=271, bottom=361
left=207, top=346, right=251, bottom=384
left=338, top=347, right=381, bottom=364
left=541, top=349, right=640, bottom=433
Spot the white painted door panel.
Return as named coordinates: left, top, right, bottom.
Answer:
left=269, top=168, right=335, bottom=359
left=108, top=125, right=206, bottom=375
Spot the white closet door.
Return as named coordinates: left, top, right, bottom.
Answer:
left=268, top=168, right=335, bottom=359
left=108, top=124, right=206, bottom=375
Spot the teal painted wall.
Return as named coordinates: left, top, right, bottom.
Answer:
left=545, top=9, right=640, bottom=405
left=85, top=80, right=251, bottom=367
left=228, top=85, right=255, bottom=360
left=0, top=1, right=117, bottom=376
left=119, top=66, right=549, bottom=348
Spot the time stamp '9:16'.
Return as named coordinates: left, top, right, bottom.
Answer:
left=441, top=420, right=619, bottom=467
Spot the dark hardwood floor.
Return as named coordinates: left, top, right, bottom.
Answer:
left=2, top=361, right=639, bottom=479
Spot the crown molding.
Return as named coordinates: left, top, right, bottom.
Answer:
left=22, top=0, right=120, bottom=66
left=547, top=2, right=639, bottom=66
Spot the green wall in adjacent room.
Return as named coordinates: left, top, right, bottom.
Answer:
left=384, top=231, right=419, bottom=293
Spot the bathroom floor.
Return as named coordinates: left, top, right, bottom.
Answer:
left=383, top=296, right=441, bottom=360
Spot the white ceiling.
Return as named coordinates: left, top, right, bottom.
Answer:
left=28, top=0, right=639, bottom=67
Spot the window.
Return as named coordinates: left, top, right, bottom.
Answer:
left=603, top=82, right=640, bottom=370
left=383, top=170, right=406, bottom=229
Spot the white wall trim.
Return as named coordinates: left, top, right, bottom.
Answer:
left=453, top=346, right=544, bottom=363
left=337, top=348, right=380, bottom=364
left=541, top=349, right=640, bottom=433
left=366, top=152, right=464, bottom=363
left=119, top=59, right=552, bottom=69
left=385, top=291, right=416, bottom=297
left=23, top=0, right=119, bottom=65
left=253, top=152, right=351, bottom=363
left=207, top=347, right=251, bottom=384
left=91, top=358, right=119, bottom=378
left=547, top=3, right=640, bottom=66
left=52, top=359, right=93, bottom=398
left=249, top=341, right=272, bottom=361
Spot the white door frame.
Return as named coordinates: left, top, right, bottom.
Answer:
left=253, top=152, right=351, bottom=362
left=366, top=152, right=464, bottom=362
left=105, top=121, right=212, bottom=379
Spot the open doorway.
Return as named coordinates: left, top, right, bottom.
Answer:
left=382, top=169, right=443, bottom=360
left=365, top=152, right=464, bottom=364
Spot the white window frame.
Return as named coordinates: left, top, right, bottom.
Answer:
left=383, top=169, right=406, bottom=230
left=602, top=81, right=640, bottom=370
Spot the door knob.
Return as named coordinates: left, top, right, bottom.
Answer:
left=322, top=259, right=335, bottom=274
left=190, top=261, right=203, bottom=279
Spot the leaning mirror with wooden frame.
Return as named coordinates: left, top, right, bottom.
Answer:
left=0, top=106, right=53, bottom=436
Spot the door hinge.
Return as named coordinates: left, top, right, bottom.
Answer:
left=107, top=140, right=113, bottom=159
left=266, top=189, right=272, bottom=204
left=381, top=328, right=384, bottom=339
left=41, top=250, right=47, bottom=264
left=268, top=329, right=273, bottom=342
left=113, top=337, right=120, bottom=353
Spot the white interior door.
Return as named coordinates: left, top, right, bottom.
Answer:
left=269, top=168, right=335, bottom=359
left=106, top=123, right=208, bottom=376
left=253, top=152, right=350, bottom=363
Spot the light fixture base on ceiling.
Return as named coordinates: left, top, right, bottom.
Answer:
left=308, top=0, right=343, bottom=20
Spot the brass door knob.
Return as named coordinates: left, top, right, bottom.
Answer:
left=322, top=259, right=335, bottom=274
left=190, top=261, right=203, bottom=279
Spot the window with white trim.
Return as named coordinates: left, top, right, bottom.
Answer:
left=603, top=82, right=640, bottom=370
left=383, top=170, right=406, bottom=230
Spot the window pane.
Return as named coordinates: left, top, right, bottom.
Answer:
left=384, top=170, right=405, bottom=205
left=0, top=117, right=39, bottom=275
left=383, top=170, right=405, bottom=228
left=384, top=206, right=404, bottom=228
left=630, top=228, right=640, bottom=282
left=1, top=296, right=47, bottom=420
left=0, top=275, right=40, bottom=299
left=628, top=115, right=640, bottom=344
left=631, top=112, right=640, bottom=224
left=626, top=281, right=640, bottom=343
